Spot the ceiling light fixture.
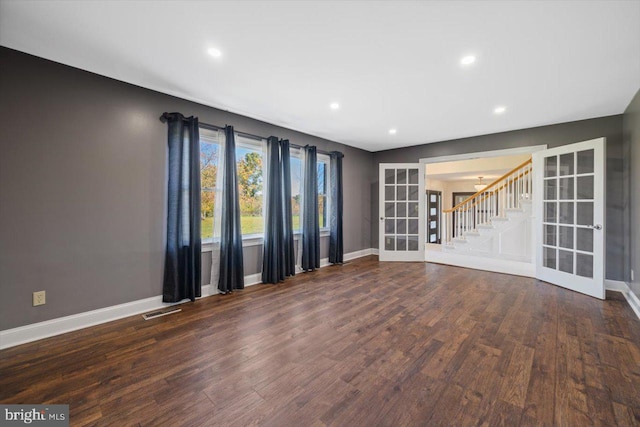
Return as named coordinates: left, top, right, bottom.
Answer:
left=474, top=177, right=487, bottom=192
left=330, top=102, right=340, bottom=110
left=460, top=55, right=476, bottom=66
left=388, top=129, right=397, bottom=135
left=207, top=47, right=222, bottom=58
left=494, top=106, right=507, bottom=114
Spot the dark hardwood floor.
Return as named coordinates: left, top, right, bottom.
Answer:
left=2, top=256, right=640, bottom=426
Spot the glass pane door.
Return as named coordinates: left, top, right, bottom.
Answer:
left=543, top=150, right=596, bottom=276
left=534, top=138, right=605, bottom=299
left=379, top=164, right=425, bottom=261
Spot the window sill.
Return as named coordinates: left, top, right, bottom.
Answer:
left=201, top=230, right=330, bottom=253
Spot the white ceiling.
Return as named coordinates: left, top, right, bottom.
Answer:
left=1, top=1, right=639, bottom=152
left=426, top=153, right=530, bottom=182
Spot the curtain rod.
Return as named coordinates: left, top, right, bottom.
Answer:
left=198, top=122, right=334, bottom=156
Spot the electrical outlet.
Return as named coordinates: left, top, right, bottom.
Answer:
left=33, top=290, right=46, bottom=306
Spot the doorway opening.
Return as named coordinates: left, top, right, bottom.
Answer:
left=423, top=151, right=536, bottom=251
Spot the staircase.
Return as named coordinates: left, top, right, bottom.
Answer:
left=441, top=159, right=533, bottom=262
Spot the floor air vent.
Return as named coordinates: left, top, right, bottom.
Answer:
left=142, top=307, right=182, bottom=320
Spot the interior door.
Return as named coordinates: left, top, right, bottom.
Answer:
left=379, top=163, right=425, bottom=261
left=533, top=138, right=605, bottom=299
left=426, top=190, right=441, bottom=244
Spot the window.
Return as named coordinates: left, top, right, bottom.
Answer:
left=289, top=149, right=330, bottom=232
left=317, top=153, right=330, bottom=230
left=200, top=128, right=328, bottom=244
left=200, top=129, right=221, bottom=241
left=290, top=152, right=303, bottom=232
left=235, top=136, right=265, bottom=236
left=199, top=130, right=265, bottom=241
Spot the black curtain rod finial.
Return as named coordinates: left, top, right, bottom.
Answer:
left=162, top=112, right=342, bottom=157
left=160, top=112, right=189, bottom=123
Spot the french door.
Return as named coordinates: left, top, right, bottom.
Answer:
left=379, top=163, right=425, bottom=261
left=533, top=138, right=605, bottom=299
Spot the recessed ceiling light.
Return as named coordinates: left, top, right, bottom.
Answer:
left=460, top=55, right=476, bottom=66
left=330, top=102, right=340, bottom=110
left=207, top=47, right=222, bottom=58
left=493, top=106, right=507, bottom=114
left=389, top=128, right=397, bottom=135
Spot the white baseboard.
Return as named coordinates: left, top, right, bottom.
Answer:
left=604, top=279, right=628, bottom=292
left=244, top=273, right=262, bottom=287
left=319, top=247, right=376, bottom=267
left=0, top=248, right=376, bottom=350
left=0, top=273, right=259, bottom=350
left=344, top=248, right=375, bottom=261
left=628, top=289, right=640, bottom=320
left=605, top=280, right=640, bottom=321
left=0, top=294, right=191, bottom=351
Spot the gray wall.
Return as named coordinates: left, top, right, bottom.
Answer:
left=372, top=115, right=626, bottom=281
left=623, top=88, right=640, bottom=299
left=0, top=47, right=373, bottom=330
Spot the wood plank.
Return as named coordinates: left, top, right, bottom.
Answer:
left=498, top=342, right=535, bottom=408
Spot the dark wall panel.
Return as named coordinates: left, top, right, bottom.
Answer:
left=623, top=88, right=640, bottom=299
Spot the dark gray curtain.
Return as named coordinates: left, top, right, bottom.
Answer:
left=281, top=140, right=296, bottom=276
left=262, top=138, right=296, bottom=284
left=329, top=151, right=344, bottom=264
left=218, top=126, right=245, bottom=293
left=302, top=145, right=320, bottom=271
left=262, top=137, right=285, bottom=283
left=161, top=112, right=201, bottom=302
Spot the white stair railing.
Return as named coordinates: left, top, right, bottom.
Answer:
left=441, top=159, right=533, bottom=246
